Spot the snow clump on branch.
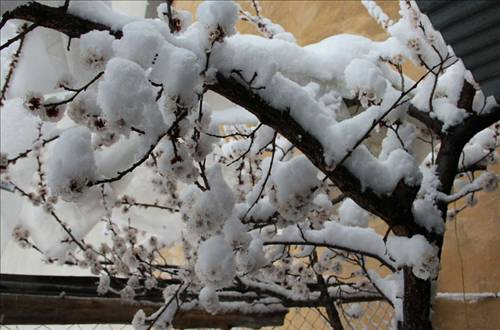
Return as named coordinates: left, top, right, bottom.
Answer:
left=47, top=127, right=97, bottom=201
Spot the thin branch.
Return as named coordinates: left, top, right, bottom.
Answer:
left=145, top=282, right=187, bottom=330
left=226, top=124, right=263, bottom=166
left=198, top=160, right=211, bottom=191
left=264, top=240, right=395, bottom=272
left=120, top=200, right=180, bottom=213
left=0, top=24, right=29, bottom=106
left=0, top=23, right=38, bottom=51
left=90, top=109, right=189, bottom=186
left=61, top=0, right=70, bottom=12
left=7, top=135, right=59, bottom=164
left=44, top=71, right=103, bottom=107
left=242, top=131, right=277, bottom=220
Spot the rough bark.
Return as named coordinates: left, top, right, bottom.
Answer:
left=0, top=2, right=122, bottom=39
left=210, top=74, right=421, bottom=236
left=399, top=267, right=433, bottom=330
left=324, top=299, right=344, bottom=330
left=402, top=84, right=500, bottom=330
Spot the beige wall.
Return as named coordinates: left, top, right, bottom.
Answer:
left=434, top=163, right=500, bottom=330
left=175, top=1, right=500, bottom=328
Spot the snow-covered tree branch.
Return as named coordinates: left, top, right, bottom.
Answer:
left=1, top=1, right=498, bottom=329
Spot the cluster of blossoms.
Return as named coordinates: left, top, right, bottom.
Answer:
left=12, top=225, right=30, bottom=248
left=23, top=92, right=65, bottom=122
left=268, top=156, right=320, bottom=222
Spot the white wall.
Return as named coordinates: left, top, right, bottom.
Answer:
left=111, top=0, right=147, bottom=17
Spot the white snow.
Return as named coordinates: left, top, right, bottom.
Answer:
left=47, top=127, right=97, bottom=201
left=69, top=1, right=140, bottom=31
left=196, top=1, right=239, bottom=37
left=79, top=30, right=115, bottom=72
left=412, top=198, right=444, bottom=234
left=268, top=221, right=439, bottom=280
left=195, top=235, right=236, bottom=288
left=113, top=21, right=166, bottom=70
left=338, top=198, right=370, bottom=228
left=97, top=57, right=155, bottom=133
left=268, top=156, right=319, bottom=222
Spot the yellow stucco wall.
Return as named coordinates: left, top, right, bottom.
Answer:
left=174, top=1, right=500, bottom=328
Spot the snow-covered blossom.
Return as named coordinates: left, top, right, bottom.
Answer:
left=345, top=59, right=387, bottom=107
left=477, top=172, right=498, bottom=192
left=412, top=199, right=444, bottom=234
left=223, top=217, right=251, bottom=248
left=269, top=156, right=319, bottom=222
left=236, top=237, right=266, bottom=274
left=12, top=225, right=30, bottom=248
left=132, top=309, right=147, bottom=330
left=37, top=99, right=66, bottom=123
left=23, top=92, right=65, bottom=122
left=151, top=42, right=201, bottom=105
left=23, top=91, right=44, bottom=114
left=157, top=3, right=192, bottom=33
left=195, top=235, right=236, bottom=288
left=47, top=127, right=97, bottom=201
left=97, top=273, right=110, bottom=295
left=127, top=275, right=140, bottom=289
left=113, top=21, right=165, bottom=70
left=197, top=1, right=239, bottom=38
left=80, top=30, right=115, bottom=71
left=120, top=285, right=136, bottom=302
left=199, top=285, right=221, bottom=314
left=56, top=73, right=76, bottom=90
left=145, top=277, right=157, bottom=290
left=67, top=91, right=101, bottom=124
left=181, top=165, right=234, bottom=235
left=158, top=140, right=198, bottom=183
left=97, top=57, right=155, bottom=133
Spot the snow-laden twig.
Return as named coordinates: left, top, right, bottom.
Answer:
left=361, top=0, right=393, bottom=29
left=437, top=172, right=498, bottom=204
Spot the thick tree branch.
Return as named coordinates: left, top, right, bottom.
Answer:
left=0, top=2, right=122, bottom=39
left=435, top=105, right=500, bottom=202
left=209, top=73, right=420, bottom=236
left=408, top=104, right=444, bottom=136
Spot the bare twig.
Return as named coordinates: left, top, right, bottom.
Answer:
left=0, top=24, right=29, bottom=106
left=44, top=71, right=104, bottom=107
left=242, top=131, right=277, bottom=220
left=0, top=23, right=38, bottom=51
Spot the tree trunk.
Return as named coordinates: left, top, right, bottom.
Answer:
left=400, top=267, right=433, bottom=330
left=324, top=299, right=344, bottom=330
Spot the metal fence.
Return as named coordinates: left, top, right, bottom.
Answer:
left=0, top=301, right=394, bottom=330
left=275, top=301, right=394, bottom=330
